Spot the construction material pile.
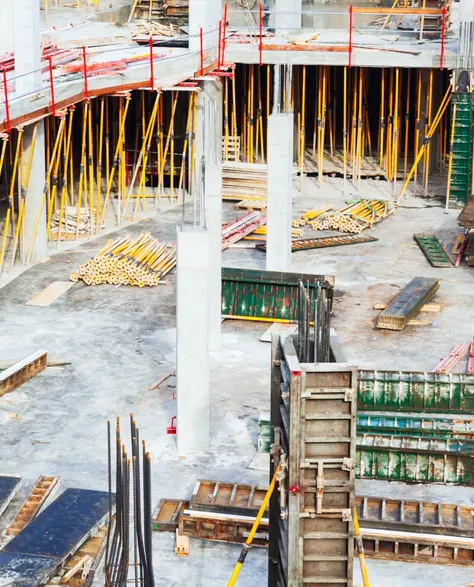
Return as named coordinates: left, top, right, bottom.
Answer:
left=221, top=211, right=267, bottom=250
left=292, top=203, right=334, bottom=229
left=70, top=233, right=175, bottom=287
left=49, top=207, right=96, bottom=239
left=134, top=21, right=183, bottom=37
left=314, top=199, right=393, bottom=234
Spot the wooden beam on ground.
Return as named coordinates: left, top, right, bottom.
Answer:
left=0, top=350, right=47, bottom=397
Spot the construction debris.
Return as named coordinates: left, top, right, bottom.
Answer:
left=314, top=199, right=393, bottom=234
left=221, top=212, right=267, bottom=250
left=70, top=234, right=176, bottom=287
left=257, top=234, right=378, bottom=252
left=49, top=207, right=97, bottom=240
left=376, top=277, right=439, bottom=331
left=432, top=342, right=471, bottom=374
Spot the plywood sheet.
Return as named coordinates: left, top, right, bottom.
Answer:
left=25, top=282, right=75, bottom=307
left=259, top=322, right=298, bottom=343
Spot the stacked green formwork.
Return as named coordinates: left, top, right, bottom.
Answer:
left=451, top=93, right=474, bottom=208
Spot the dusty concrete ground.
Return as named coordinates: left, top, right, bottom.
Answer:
left=0, top=174, right=473, bottom=586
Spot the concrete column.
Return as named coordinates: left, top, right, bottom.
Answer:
left=460, top=0, right=474, bottom=21
left=0, top=5, right=14, bottom=52
left=275, top=0, right=302, bottom=33
left=204, top=163, right=222, bottom=351
left=266, top=113, right=293, bottom=272
left=189, top=0, right=222, bottom=53
left=176, top=227, right=210, bottom=455
left=22, top=122, right=47, bottom=264
left=14, top=0, right=41, bottom=97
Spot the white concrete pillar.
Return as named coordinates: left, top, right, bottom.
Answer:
left=189, top=0, right=222, bottom=53
left=266, top=113, right=293, bottom=272
left=275, top=0, right=302, bottom=33
left=0, top=5, right=14, bottom=52
left=204, top=163, right=222, bottom=351
left=22, top=122, right=47, bottom=264
left=460, top=0, right=474, bottom=21
left=14, top=0, right=41, bottom=97
left=176, top=227, right=210, bottom=455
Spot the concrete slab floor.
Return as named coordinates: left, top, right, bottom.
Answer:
left=0, top=174, right=473, bottom=586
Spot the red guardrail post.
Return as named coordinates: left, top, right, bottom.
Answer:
left=348, top=5, right=353, bottom=68
left=48, top=56, right=56, bottom=116
left=218, top=20, right=222, bottom=69
left=440, top=6, right=446, bottom=70
left=82, top=46, right=89, bottom=99
left=222, top=2, right=228, bottom=65
left=2, top=69, right=10, bottom=134
left=259, top=3, right=263, bottom=66
left=149, top=36, right=154, bottom=89
left=199, top=27, right=204, bottom=75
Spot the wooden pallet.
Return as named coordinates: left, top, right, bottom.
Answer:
left=4, top=476, right=60, bottom=538
left=0, top=350, right=48, bottom=397
left=234, top=199, right=267, bottom=212
left=222, top=136, right=241, bottom=162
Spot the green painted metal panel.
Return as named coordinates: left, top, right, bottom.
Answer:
left=357, top=414, right=474, bottom=438
left=356, top=434, right=474, bottom=485
left=221, top=268, right=334, bottom=321
left=451, top=93, right=474, bottom=208
left=413, top=234, right=453, bottom=267
left=358, top=370, right=474, bottom=414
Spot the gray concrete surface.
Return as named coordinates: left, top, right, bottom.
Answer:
left=0, top=174, right=473, bottom=586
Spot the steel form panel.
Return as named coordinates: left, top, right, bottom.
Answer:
left=357, top=370, right=474, bottom=413
left=356, top=434, right=474, bottom=485
left=269, top=335, right=357, bottom=587
left=357, top=413, right=474, bottom=439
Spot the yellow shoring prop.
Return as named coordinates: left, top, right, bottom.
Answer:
left=354, top=507, right=371, bottom=587
left=9, top=197, right=25, bottom=269
left=392, top=67, right=400, bottom=196
left=396, top=85, right=452, bottom=205
left=57, top=109, right=75, bottom=246
left=356, top=68, right=363, bottom=187
left=386, top=68, right=394, bottom=180
left=99, top=95, right=131, bottom=228
left=156, top=91, right=178, bottom=203
left=9, top=128, right=24, bottom=237
left=74, top=102, right=89, bottom=238
left=423, top=69, right=433, bottom=196
left=320, top=66, right=327, bottom=188
left=227, top=464, right=281, bottom=587
left=87, top=100, right=95, bottom=235
left=190, top=90, right=197, bottom=196
left=343, top=67, right=348, bottom=197
left=403, top=69, right=411, bottom=180
left=300, top=64, right=306, bottom=191
left=0, top=208, right=11, bottom=276
left=96, top=97, right=105, bottom=230
left=177, top=93, right=194, bottom=201
left=379, top=68, right=385, bottom=168
left=224, top=76, right=229, bottom=161
left=46, top=117, right=67, bottom=237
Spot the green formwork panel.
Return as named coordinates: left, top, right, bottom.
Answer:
left=451, top=93, right=474, bottom=207
left=356, top=414, right=474, bottom=439
left=221, top=267, right=334, bottom=321
left=357, top=370, right=474, bottom=413
left=356, top=434, right=474, bottom=486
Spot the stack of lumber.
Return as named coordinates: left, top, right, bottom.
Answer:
left=458, top=196, right=474, bottom=229
left=134, top=21, right=183, bottom=37
left=70, top=233, right=175, bottom=286
left=314, top=199, right=393, bottom=234
left=222, top=162, right=298, bottom=201
left=49, top=207, right=94, bottom=239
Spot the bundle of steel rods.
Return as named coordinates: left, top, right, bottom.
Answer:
left=70, top=233, right=176, bottom=286
left=296, top=281, right=331, bottom=364
left=105, top=416, right=154, bottom=587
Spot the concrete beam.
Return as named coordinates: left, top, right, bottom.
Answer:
left=176, top=227, right=210, bottom=455
left=266, top=113, right=293, bottom=272
left=22, top=122, right=47, bottom=264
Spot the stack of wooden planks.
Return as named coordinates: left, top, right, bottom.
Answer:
left=49, top=208, right=94, bottom=241
left=222, top=162, right=297, bottom=202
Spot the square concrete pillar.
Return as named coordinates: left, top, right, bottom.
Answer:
left=176, top=227, right=210, bottom=455
left=22, top=122, right=47, bottom=263
left=266, top=113, right=294, bottom=272
left=189, top=0, right=222, bottom=53
left=275, top=0, right=302, bottom=33
left=14, top=0, right=41, bottom=97
left=204, top=163, right=222, bottom=351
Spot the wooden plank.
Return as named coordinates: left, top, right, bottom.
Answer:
left=25, top=282, right=75, bottom=307
left=260, top=323, right=298, bottom=343
left=0, top=350, right=47, bottom=397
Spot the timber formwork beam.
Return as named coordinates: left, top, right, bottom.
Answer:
left=0, top=350, right=47, bottom=397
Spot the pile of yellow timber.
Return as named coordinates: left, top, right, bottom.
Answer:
left=314, top=200, right=393, bottom=234
left=292, top=203, right=334, bottom=228
left=70, top=233, right=175, bottom=287
left=222, top=162, right=298, bottom=201
left=244, top=226, right=303, bottom=241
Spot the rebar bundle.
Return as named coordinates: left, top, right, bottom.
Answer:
left=296, top=281, right=331, bottom=364
left=314, top=200, right=392, bottom=234
left=105, top=417, right=154, bottom=587
left=70, top=233, right=176, bottom=286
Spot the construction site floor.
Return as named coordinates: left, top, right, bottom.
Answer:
left=1, top=175, right=474, bottom=586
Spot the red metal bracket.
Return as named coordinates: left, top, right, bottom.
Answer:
left=149, top=36, right=154, bottom=90
left=222, top=2, right=228, bottom=65
left=468, top=338, right=474, bottom=375
left=289, top=486, right=300, bottom=495
left=82, top=46, right=89, bottom=100
left=48, top=56, right=56, bottom=116
left=167, top=416, right=177, bottom=435
left=2, top=69, right=10, bottom=134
